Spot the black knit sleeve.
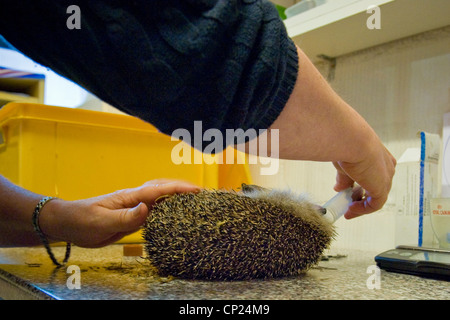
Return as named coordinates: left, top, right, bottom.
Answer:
left=0, top=0, right=298, bottom=150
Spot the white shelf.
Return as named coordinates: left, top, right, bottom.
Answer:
left=284, top=0, right=450, bottom=62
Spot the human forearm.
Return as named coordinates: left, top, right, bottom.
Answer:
left=0, top=177, right=199, bottom=247
left=268, top=46, right=396, bottom=217
left=0, top=175, right=44, bottom=246
left=270, top=46, right=378, bottom=162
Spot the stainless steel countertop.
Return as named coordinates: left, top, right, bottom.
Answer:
left=0, top=245, right=448, bottom=300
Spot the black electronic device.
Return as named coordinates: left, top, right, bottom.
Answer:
left=375, top=245, right=450, bottom=280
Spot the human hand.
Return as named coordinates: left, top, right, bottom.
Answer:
left=333, top=141, right=396, bottom=219
left=39, top=179, right=200, bottom=248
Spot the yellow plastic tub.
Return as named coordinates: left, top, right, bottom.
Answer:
left=0, top=102, right=252, bottom=242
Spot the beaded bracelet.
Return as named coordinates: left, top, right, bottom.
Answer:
left=32, top=196, right=71, bottom=267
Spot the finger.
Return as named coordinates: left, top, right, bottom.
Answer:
left=101, top=181, right=200, bottom=242
left=351, top=185, right=365, bottom=201
left=344, top=194, right=386, bottom=219
left=143, top=179, right=201, bottom=193
left=334, top=172, right=354, bottom=192
left=105, top=202, right=149, bottom=234
left=135, top=180, right=201, bottom=208
left=72, top=201, right=150, bottom=248
left=141, top=178, right=200, bottom=190
left=106, top=180, right=201, bottom=209
left=333, top=163, right=354, bottom=192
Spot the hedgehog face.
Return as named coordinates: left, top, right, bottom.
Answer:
left=240, top=183, right=269, bottom=195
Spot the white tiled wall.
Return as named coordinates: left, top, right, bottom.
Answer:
left=249, top=26, right=450, bottom=252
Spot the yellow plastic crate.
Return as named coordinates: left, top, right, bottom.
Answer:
left=0, top=102, right=252, bottom=243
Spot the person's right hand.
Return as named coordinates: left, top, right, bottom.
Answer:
left=266, top=45, right=396, bottom=218
left=333, top=138, right=396, bottom=219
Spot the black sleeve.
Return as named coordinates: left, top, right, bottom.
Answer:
left=0, top=0, right=298, bottom=150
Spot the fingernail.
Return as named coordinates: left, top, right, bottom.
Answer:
left=133, top=202, right=144, bottom=216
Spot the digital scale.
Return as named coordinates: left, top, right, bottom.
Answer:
left=375, top=245, right=450, bottom=280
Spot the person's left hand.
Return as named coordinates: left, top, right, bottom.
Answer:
left=39, top=179, right=200, bottom=248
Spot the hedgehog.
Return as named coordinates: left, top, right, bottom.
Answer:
left=142, top=184, right=337, bottom=281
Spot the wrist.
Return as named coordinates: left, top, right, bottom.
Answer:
left=32, top=196, right=72, bottom=266
left=338, top=104, right=382, bottom=165
left=38, top=198, right=68, bottom=243
left=270, top=45, right=382, bottom=164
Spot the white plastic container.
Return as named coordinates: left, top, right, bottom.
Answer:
left=322, top=188, right=353, bottom=223
left=430, top=198, right=450, bottom=249
left=285, top=0, right=328, bottom=18
left=392, top=132, right=441, bottom=248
